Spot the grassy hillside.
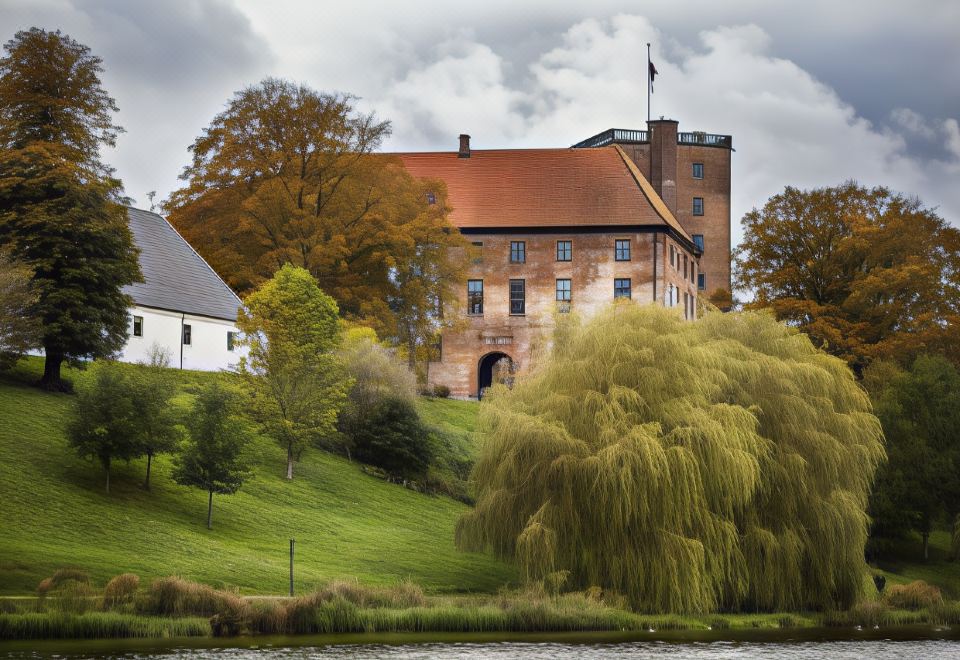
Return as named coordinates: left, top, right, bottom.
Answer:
left=0, top=358, right=513, bottom=596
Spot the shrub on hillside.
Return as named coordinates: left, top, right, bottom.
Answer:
left=337, top=331, right=417, bottom=450
left=36, top=570, right=95, bottom=614
left=352, top=396, right=433, bottom=481
left=37, top=568, right=90, bottom=599
left=47, top=580, right=96, bottom=614
left=139, top=576, right=246, bottom=619
left=884, top=580, right=943, bottom=610
left=102, top=573, right=140, bottom=608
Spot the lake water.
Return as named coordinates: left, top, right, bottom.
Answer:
left=3, top=628, right=960, bottom=659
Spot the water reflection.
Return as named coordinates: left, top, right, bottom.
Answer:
left=4, top=631, right=960, bottom=659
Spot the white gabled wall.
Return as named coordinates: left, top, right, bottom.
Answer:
left=118, top=305, right=245, bottom=371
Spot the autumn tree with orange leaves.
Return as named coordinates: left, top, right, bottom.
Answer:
left=166, top=78, right=464, bottom=371
left=735, top=182, right=960, bottom=373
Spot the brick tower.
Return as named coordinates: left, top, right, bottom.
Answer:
left=573, top=120, right=733, bottom=299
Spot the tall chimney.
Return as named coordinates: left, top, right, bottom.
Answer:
left=647, top=119, right=678, bottom=216
left=458, top=134, right=471, bottom=158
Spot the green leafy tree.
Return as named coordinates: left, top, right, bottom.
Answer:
left=238, top=264, right=350, bottom=479
left=735, top=182, right=960, bottom=373
left=0, top=248, right=39, bottom=368
left=0, top=28, right=141, bottom=390
left=172, top=382, right=251, bottom=530
left=352, top=395, right=434, bottom=482
left=130, top=346, right=180, bottom=490
left=67, top=361, right=140, bottom=493
left=865, top=355, right=960, bottom=560
left=457, top=305, right=885, bottom=613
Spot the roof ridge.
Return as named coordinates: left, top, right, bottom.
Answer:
left=612, top=145, right=693, bottom=243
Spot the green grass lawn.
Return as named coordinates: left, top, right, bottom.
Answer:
left=873, top=530, right=960, bottom=599
left=0, top=358, right=511, bottom=596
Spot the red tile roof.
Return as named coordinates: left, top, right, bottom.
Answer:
left=394, top=145, right=690, bottom=239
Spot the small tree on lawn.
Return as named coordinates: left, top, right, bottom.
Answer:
left=130, top=345, right=179, bottom=490
left=238, top=264, right=349, bottom=479
left=67, top=361, right=139, bottom=493
left=173, top=382, right=251, bottom=529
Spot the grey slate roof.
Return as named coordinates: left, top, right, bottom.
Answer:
left=123, top=207, right=242, bottom=321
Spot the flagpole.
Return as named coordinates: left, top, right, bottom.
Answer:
left=646, top=42, right=651, bottom=123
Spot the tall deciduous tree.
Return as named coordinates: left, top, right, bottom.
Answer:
left=388, top=176, right=465, bottom=373
left=0, top=248, right=39, bottom=368
left=458, top=305, right=885, bottom=613
left=165, top=78, right=463, bottom=367
left=67, top=361, right=140, bottom=494
left=735, top=182, right=960, bottom=373
left=0, top=28, right=141, bottom=390
left=172, top=382, right=251, bottom=530
left=238, top=264, right=350, bottom=479
left=865, top=355, right=960, bottom=560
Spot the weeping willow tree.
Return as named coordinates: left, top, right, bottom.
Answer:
left=457, top=305, right=885, bottom=613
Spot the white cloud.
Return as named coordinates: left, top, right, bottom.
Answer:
left=943, top=119, right=960, bottom=162
left=890, top=108, right=937, bottom=140
left=376, top=39, right=527, bottom=146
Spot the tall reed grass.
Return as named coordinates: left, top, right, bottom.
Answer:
left=7, top=570, right=960, bottom=640
left=0, top=612, right=209, bottom=640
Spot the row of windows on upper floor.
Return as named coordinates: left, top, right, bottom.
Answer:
left=481, top=238, right=706, bottom=264
left=130, top=315, right=237, bottom=351
left=466, top=278, right=697, bottom=317
left=477, top=239, right=709, bottom=291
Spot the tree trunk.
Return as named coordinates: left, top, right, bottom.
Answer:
left=922, top=532, right=930, bottom=561
left=207, top=490, right=213, bottom=530
left=104, top=463, right=111, bottom=494
left=286, top=444, right=294, bottom=480
left=39, top=350, right=66, bottom=392
left=144, top=452, right=153, bottom=490
left=407, top=335, right=417, bottom=372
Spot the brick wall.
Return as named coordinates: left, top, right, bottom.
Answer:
left=675, top=145, right=731, bottom=295
left=430, top=230, right=699, bottom=398
left=592, top=123, right=733, bottom=298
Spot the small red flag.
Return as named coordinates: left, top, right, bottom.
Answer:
left=649, top=60, right=659, bottom=93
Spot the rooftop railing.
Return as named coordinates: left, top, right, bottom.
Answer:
left=678, top=131, right=733, bottom=147
left=572, top=128, right=649, bottom=148
left=572, top=128, right=732, bottom=149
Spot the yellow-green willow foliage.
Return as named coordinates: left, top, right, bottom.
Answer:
left=457, top=305, right=885, bottom=613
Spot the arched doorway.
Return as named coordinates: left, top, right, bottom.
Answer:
left=478, top=352, right=514, bottom=399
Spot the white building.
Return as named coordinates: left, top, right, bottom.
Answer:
left=118, top=208, right=244, bottom=371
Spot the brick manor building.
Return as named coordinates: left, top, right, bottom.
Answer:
left=397, top=119, right=732, bottom=398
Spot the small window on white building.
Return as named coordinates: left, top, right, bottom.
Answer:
left=182, top=324, right=192, bottom=346
left=133, top=315, right=143, bottom=337
left=227, top=331, right=235, bottom=352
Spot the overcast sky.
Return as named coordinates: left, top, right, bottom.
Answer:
left=4, top=0, right=959, bottom=246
